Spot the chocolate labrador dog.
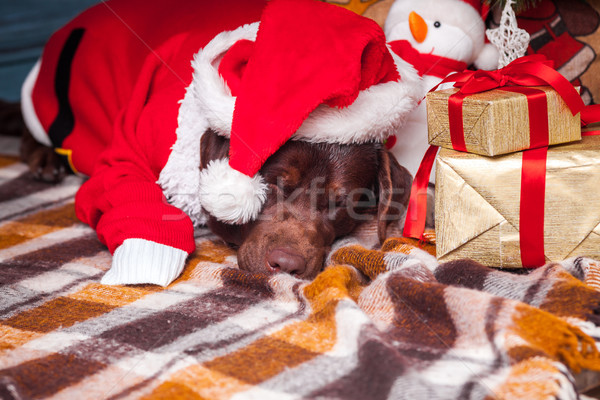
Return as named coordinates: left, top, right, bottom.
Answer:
left=200, top=129, right=412, bottom=279
left=3, top=105, right=412, bottom=280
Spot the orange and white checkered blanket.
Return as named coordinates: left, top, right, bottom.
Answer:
left=1, top=142, right=600, bottom=399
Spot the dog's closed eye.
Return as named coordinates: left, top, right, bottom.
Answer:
left=351, top=191, right=378, bottom=214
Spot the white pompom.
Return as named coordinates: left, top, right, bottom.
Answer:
left=198, top=158, right=268, bottom=224
left=474, top=43, right=500, bottom=71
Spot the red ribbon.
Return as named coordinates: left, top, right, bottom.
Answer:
left=583, top=131, right=600, bottom=136
left=442, top=55, right=583, bottom=152
left=434, top=55, right=583, bottom=113
left=403, top=145, right=439, bottom=240
left=403, top=55, right=583, bottom=267
left=500, top=87, right=549, bottom=148
left=448, top=93, right=468, bottom=152
left=581, top=104, right=600, bottom=127
left=520, top=147, right=548, bottom=267
left=581, top=104, right=600, bottom=136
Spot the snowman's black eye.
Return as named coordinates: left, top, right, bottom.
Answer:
left=433, top=21, right=441, bottom=28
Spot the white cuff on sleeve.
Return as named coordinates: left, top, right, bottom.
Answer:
left=101, top=238, right=188, bottom=287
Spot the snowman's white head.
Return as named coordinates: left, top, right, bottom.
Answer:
left=384, top=0, right=498, bottom=70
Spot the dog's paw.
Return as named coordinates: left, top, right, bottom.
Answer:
left=27, top=147, right=66, bottom=183
left=0, top=100, right=25, bottom=137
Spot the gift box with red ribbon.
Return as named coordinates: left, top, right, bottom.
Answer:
left=435, top=133, right=600, bottom=267
left=427, top=86, right=581, bottom=156
left=426, top=55, right=583, bottom=156
left=403, top=55, right=600, bottom=268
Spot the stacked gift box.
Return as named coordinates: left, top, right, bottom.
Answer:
left=423, top=56, right=600, bottom=268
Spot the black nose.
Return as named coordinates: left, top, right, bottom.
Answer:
left=267, top=247, right=306, bottom=276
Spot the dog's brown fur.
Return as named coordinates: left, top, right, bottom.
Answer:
left=5, top=101, right=412, bottom=280
left=200, top=129, right=411, bottom=279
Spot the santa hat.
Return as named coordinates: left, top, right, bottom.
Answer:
left=159, top=0, right=421, bottom=226
left=384, top=0, right=497, bottom=69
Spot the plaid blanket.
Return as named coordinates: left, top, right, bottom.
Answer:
left=1, top=137, right=600, bottom=400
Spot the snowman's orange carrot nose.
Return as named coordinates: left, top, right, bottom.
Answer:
left=409, top=11, right=427, bottom=43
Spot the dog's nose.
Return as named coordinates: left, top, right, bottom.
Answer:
left=267, top=247, right=306, bottom=276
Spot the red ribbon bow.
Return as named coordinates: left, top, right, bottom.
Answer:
left=403, top=55, right=585, bottom=268
left=435, top=55, right=583, bottom=115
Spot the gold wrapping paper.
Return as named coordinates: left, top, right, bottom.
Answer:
left=435, top=135, right=600, bottom=267
left=427, top=86, right=581, bottom=156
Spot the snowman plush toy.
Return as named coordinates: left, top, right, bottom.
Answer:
left=384, top=0, right=499, bottom=182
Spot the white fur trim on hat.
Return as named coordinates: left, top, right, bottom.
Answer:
left=199, top=158, right=268, bottom=224
left=158, top=23, right=259, bottom=226
left=190, top=24, right=421, bottom=144
left=294, top=50, right=421, bottom=144
left=156, top=76, right=209, bottom=227
left=192, top=23, right=259, bottom=137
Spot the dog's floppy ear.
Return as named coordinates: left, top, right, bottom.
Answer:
left=200, top=128, right=230, bottom=170
left=376, top=149, right=413, bottom=244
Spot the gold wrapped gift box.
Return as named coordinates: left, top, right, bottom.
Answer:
left=427, top=86, right=581, bottom=156
left=435, top=135, right=600, bottom=267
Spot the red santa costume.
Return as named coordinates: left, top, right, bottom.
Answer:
left=21, top=0, right=420, bottom=286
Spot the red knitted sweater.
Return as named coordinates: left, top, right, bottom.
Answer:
left=22, top=0, right=267, bottom=285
